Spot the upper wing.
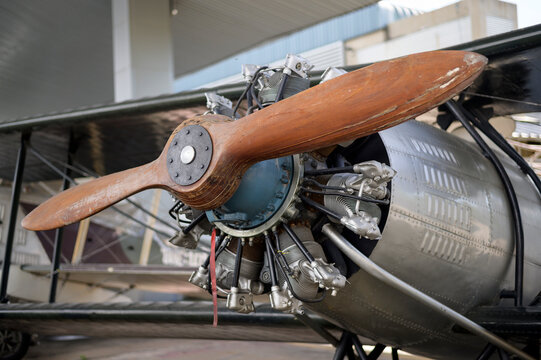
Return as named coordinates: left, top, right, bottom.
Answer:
left=450, top=25, right=541, bottom=117
left=0, top=99, right=208, bottom=182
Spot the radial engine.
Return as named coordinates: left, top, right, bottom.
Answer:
left=167, top=55, right=392, bottom=314
left=168, top=54, right=541, bottom=358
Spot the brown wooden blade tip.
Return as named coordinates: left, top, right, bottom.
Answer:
left=22, top=162, right=160, bottom=231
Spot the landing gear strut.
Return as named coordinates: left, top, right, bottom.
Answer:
left=333, top=331, right=390, bottom=360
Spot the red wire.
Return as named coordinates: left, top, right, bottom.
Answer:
left=210, top=228, right=218, bottom=327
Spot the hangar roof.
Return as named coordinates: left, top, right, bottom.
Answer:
left=0, top=0, right=378, bottom=122
left=170, top=0, right=380, bottom=78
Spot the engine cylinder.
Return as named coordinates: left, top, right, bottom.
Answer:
left=277, top=225, right=326, bottom=300
left=215, top=247, right=264, bottom=294
left=323, top=173, right=382, bottom=221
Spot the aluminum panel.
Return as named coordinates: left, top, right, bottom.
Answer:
left=309, top=120, right=541, bottom=359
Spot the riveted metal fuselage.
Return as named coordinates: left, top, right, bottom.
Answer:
left=309, top=120, right=541, bottom=359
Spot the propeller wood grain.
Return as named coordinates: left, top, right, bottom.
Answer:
left=22, top=50, right=487, bottom=231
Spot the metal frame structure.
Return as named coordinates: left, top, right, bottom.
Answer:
left=0, top=132, right=31, bottom=303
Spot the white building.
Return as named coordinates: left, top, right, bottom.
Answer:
left=346, top=0, right=517, bottom=65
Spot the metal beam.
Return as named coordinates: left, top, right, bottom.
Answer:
left=49, top=132, right=74, bottom=303
left=139, top=190, right=162, bottom=265
left=0, top=84, right=245, bottom=133
left=71, top=219, right=90, bottom=264
left=0, top=132, right=31, bottom=302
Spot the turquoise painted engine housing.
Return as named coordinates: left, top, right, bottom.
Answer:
left=206, top=156, right=294, bottom=229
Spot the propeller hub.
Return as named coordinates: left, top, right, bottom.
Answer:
left=166, top=125, right=213, bottom=186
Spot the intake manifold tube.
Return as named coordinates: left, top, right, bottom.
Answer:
left=321, top=224, right=534, bottom=360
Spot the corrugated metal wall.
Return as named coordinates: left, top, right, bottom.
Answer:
left=171, top=0, right=380, bottom=77
left=175, top=2, right=419, bottom=91
left=201, top=41, right=346, bottom=89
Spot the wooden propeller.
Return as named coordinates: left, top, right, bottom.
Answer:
left=22, top=50, right=487, bottom=231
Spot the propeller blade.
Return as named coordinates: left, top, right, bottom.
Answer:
left=177, top=50, right=487, bottom=208
left=22, top=161, right=161, bottom=231
left=225, top=51, right=486, bottom=160
left=23, top=50, right=486, bottom=231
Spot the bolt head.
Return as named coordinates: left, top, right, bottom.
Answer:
left=180, top=145, right=196, bottom=164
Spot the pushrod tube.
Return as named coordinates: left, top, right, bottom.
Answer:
left=264, top=233, right=278, bottom=286
left=282, top=223, right=315, bottom=262
left=304, top=166, right=355, bottom=176
left=321, top=224, right=534, bottom=360
left=231, top=239, right=244, bottom=288
left=182, top=212, right=206, bottom=235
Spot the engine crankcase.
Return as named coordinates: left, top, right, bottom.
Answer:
left=206, top=155, right=302, bottom=238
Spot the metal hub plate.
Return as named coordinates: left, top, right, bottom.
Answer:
left=167, top=125, right=213, bottom=186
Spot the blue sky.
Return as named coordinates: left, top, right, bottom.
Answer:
left=386, top=0, right=541, bottom=28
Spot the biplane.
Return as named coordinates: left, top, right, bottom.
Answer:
left=0, top=24, right=541, bottom=360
